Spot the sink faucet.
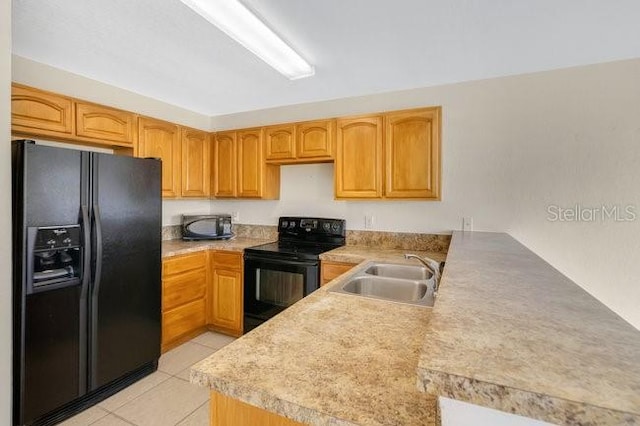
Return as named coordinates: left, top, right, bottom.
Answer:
left=404, top=254, right=441, bottom=293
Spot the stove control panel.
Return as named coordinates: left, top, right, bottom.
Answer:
left=278, top=217, right=345, bottom=237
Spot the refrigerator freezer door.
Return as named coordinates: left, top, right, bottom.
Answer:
left=89, top=153, right=162, bottom=390
left=14, top=142, right=90, bottom=424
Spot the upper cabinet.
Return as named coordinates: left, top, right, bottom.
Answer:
left=384, top=108, right=440, bottom=199
left=181, top=128, right=210, bottom=198
left=265, top=124, right=296, bottom=161
left=296, top=119, right=334, bottom=161
left=237, top=128, right=264, bottom=198
left=212, top=129, right=280, bottom=199
left=11, top=84, right=74, bottom=137
left=335, top=115, right=383, bottom=198
left=137, top=117, right=181, bottom=198
left=335, top=108, right=441, bottom=200
left=75, top=102, right=136, bottom=146
left=212, top=131, right=237, bottom=198
left=265, top=119, right=335, bottom=164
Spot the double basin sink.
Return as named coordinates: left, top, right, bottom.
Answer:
left=329, top=262, right=436, bottom=307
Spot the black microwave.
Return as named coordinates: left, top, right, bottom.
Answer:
left=182, top=215, right=233, bottom=240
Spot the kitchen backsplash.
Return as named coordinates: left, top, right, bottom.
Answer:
left=162, top=224, right=451, bottom=253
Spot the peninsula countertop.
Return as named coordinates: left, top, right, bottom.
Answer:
left=191, top=251, right=440, bottom=426
left=417, top=231, right=640, bottom=425
left=190, top=232, right=640, bottom=425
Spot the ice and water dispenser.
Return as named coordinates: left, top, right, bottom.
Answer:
left=26, top=225, right=82, bottom=294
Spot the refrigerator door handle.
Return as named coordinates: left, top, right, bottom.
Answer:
left=90, top=204, right=103, bottom=387
left=92, top=204, right=103, bottom=295
left=78, top=205, right=91, bottom=395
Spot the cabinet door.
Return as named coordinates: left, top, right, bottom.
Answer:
left=76, top=102, right=136, bottom=145
left=213, top=131, right=237, bottom=198
left=11, top=84, right=74, bottom=137
left=210, top=268, right=243, bottom=334
left=296, top=119, right=334, bottom=160
left=162, top=298, right=207, bottom=350
left=181, top=128, right=210, bottom=197
left=335, top=116, right=383, bottom=198
left=237, top=129, right=264, bottom=198
left=384, top=108, right=441, bottom=199
left=137, top=117, right=181, bottom=198
left=265, top=124, right=295, bottom=161
left=320, top=261, right=356, bottom=286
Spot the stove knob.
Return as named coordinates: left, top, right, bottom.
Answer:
left=281, top=220, right=288, bottom=228
left=322, top=222, right=331, bottom=231
left=331, top=222, right=341, bottom=232
left=289, top=221, right=296, bottom=228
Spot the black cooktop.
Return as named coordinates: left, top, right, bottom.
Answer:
left=244, top=217, right=346, bottom=261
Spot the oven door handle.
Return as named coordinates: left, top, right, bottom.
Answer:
left=245, top=257, right=318, bottom=267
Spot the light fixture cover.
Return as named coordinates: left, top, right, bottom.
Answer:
left=180, top=0, right=315, bottom=80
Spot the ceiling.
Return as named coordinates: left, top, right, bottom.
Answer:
left=12, top=0, right=640, bottom=116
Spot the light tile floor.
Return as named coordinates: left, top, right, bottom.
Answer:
left=60, top=332, right=236, bottom=426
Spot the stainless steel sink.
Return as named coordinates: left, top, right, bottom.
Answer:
left=365, top=263, right=432, bottom=280
left=329, top=262, right=435, bottom=307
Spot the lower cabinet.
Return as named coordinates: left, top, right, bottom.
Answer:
left=321, top=261, right=357, bottom=286
left=210, top=391, right=304, bottom=426
left=161, top=251, right=208, bottom=352
left=208, top=251, right=244, bottom=337
left=161, top=250, right=244, bottom=353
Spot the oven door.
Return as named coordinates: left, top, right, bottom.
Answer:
left=243, top=254, right=318, bottom=333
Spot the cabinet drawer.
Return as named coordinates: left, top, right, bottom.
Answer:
left=163, top=251, right=207, bottom=276
left=212, top=251, right=242, bottom=270
left=321, top=261, right=356, bottom=285
left=162, top=298, right=206, bottom=345
left=163, top=269, right=206, bottom=311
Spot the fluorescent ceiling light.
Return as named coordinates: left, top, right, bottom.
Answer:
left=180, top=0, right=315, bottom=80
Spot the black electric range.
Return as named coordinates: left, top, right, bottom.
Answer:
left=243, top=217, right=346, bottom=333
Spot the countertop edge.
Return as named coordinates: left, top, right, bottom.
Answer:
left=191, top=366, right=360, bottom=426
left=416, top=367, right=640, bottom=425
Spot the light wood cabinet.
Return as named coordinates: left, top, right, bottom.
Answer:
left=11, top=84, right=74, bottom=137
left=265, top=119, right=335, bottom=164
left=208, top=251, right=243, bottom=336
left=237, top=128, right=264, bottom=198
left=211, top=391, right=304, bottom=426
left=384, top=108, right=441, bottom=199
left=213, top=130, right=280, bottom=199
left=75, top=102, right=136, bottom=146
left=180, top=128, right=210, bottom=198
left=138, top=117, right=181, bottom=198
left=320, top=261, right=357, bottom=286
left=296, top=119, right=334, bottom=160
left=334, top=108, right=441, bottom=200
left=212, top=131, right=238, bottom=197
left=265, top=124, right=296, bottom=161
left=161, top=252, right=208, bottom=352
left=335, top=115, right=383, bottom=198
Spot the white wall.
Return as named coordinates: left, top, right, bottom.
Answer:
left=1, top=0, right=12, bottom=423
left=211, top=59, right=640, bottom=330
left=439, top=398, right=553, bottom=426
left=12, top=55, right=211, bottom=131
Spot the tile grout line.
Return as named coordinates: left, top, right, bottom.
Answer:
left=172, top=399, right=209, bottom=426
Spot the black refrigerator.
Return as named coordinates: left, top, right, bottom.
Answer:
left=12, top=140, right=162, bottom=426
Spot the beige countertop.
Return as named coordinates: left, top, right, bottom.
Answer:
left=190, top=232, right=640, bottom=425
left=417, top=231, right=640, bottom=425
left=161, top=237, right=271, bottom=258
left=191, top=251, right=439, bottom=426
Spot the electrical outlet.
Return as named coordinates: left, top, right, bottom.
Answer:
left=364, top=215, right=375, bottom=229
left=462, top=217, right=473, bottom=232
left=232, top=211, right=240, bottom=222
